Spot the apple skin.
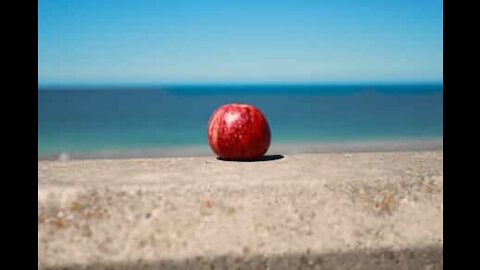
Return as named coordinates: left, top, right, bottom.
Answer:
left=207, top=103, right=271, bottom=160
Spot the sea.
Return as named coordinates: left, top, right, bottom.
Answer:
left=38, top=83, right=443, bottom=160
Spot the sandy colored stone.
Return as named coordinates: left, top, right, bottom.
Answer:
left=38, top=151, right=443, bottom=269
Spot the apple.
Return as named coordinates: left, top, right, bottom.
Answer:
left=207, top=103, right=271, bottom=160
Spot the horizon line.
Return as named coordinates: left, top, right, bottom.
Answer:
left=38, top=80, right=443, bottom=89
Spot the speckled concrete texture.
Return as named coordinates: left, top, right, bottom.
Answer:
left=38, top=151, right=443, bottom=270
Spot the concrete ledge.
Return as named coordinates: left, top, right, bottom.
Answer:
left=38, top=151, right=443, bottom=269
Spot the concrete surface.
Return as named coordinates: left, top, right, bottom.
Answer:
left=38, top=151, right=443, bottom=269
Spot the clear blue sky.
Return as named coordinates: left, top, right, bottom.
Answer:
left=38, top=0, right=443, bottom=85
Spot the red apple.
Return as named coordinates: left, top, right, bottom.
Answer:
left=207, top=103, right=271, bottom=160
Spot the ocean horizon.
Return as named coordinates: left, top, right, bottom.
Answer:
left=38, top=83, right=443, bottom=160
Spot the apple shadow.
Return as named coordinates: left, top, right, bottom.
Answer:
left=217, top=154, right=284, bottom=162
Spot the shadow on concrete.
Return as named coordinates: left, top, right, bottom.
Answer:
left=217, top=154, right=284, bottom=162
left=44, top=245, right=442, bottom=270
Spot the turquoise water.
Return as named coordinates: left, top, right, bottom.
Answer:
left=38, top=84, right=443, bottom=159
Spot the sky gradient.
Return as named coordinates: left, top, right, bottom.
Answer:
left=38, top=0, right=443, bottom=85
